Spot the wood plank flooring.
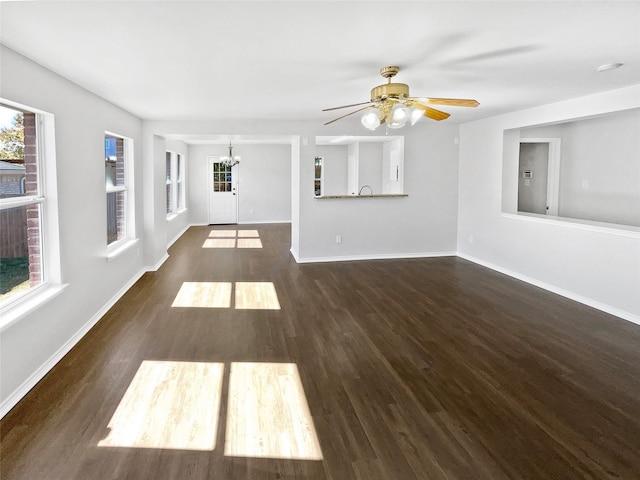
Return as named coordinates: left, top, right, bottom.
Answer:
left=2, top=223, right=640, bottom=479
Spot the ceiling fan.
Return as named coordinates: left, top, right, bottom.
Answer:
left=322, top=66, right=479, bottom=130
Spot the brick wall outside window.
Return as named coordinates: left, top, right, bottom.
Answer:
left=23, top=112, right=42, bottom=286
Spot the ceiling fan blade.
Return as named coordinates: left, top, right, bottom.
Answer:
left=423, top=106, right=450, bottom=121
left=413, top=97, right=479, bottom=108
left=322, top=101, right=373, bottom=112
left=324, top=105, right=372, bottom=125
left=410, top=102, right=451, bottom=121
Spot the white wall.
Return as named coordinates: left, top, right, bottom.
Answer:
left=317, top=145, right=348, bottom=196
left=0, top=46, right=145, bottom=414
left=300, top=122, right=460, bottom=261
left=187, top=143, right=291, bottom=225
left=458, top=85, right=640, bottom=323
left=358, top=142, right=383, bottom=195
left=520, top=110, right=640, bottom=226
left=143, top=118, right=460, bottom=263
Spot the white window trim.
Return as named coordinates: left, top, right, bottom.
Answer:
left=166, top=151, right=187, bottom=218
left=0, top=101, right=63, bottom=324
left=177, top=153, right=186, bottom=212
left=106, top=237, right=140, bottom=261
left=166, top=150, right=176, bottom=216
left=105, top=132, right=135, bottom=253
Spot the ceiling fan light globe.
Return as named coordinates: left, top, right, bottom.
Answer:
left=388, top=104, right=408, bottom=128
left=391, top=103, right=408, bottom=120
left=409, top=106, right=424, bottom=126
left=361, top=110, right=381, bottom=130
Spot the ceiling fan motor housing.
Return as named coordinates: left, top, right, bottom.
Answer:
left=370, top=83, right=410, bottom=102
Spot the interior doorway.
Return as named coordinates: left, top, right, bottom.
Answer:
left=518, top=138, right=561, bottom=216
left=207, top=156, right=238, bottom=224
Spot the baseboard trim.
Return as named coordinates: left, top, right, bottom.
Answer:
left=457, top=253, right=640, bottom=326
left=0, top=268, right=147, bottom=419
left=239, top=220, right=291, bottom=225
left=167, top=223, right=192, bottom=248
left=295, top=251, right=457, bottom=264
left=147, top=253, right=169, bottom=272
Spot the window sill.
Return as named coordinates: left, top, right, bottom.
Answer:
left=314, top=194, right=408, bottom=199
left=502, top=212, right=640, bottom=238
left=106, top=238, right=139, bottom=262
left=167, top=208, right=187, bottom=221
left=0, top=283, right=69, bottom=332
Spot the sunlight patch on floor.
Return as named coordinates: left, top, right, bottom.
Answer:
left=235, top=282, right=281, bottom=310
left=203, top=238, right=236, bottom=248
left=171, top=282, right=232, bottom=308
left=224, top=362, right=323, bottom=460
left=98, top=361, right=224, bottom=451
left=237, top=238, right=263, bottom=249
left=237, top=230, right=259, bottom=238
left=205, top=230, right=262, bottom=248
left=209, top=230, right=237, bottom=237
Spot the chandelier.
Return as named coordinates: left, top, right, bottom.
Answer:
left=221, top=141, right=241, bottom=167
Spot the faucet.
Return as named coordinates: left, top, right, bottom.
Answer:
left=358, top=185, right=373, bottom=196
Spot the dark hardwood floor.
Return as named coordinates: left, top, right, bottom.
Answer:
left=2, top=223, right=640, bottom=479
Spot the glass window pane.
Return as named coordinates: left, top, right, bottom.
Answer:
left=177, top=154, right=182, bottom=180
left=105, top=135, right=125, bottom=187
left=0, top=107, right=36, bottom=199
left=107, top=190, right=126, bottom=244
left=166, top=183, right=172, bottom=214
left=0, top=203, right=43, bottom=302
left=177, top=182, right=183, bottom=209
left=166, top=152, right=172, bottom=181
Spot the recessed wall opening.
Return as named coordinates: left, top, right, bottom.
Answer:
left=503, top=108, right=640, bottom=229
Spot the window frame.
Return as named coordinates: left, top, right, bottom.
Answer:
left=176, top=153, right=185, bottom=211
left=166, top=150, right=186, bottom=218
left=0, top=99, right=63, bottom=322
left=166, top=151, right=173, bottom=215
left=105, top=131, right=135, bottom=252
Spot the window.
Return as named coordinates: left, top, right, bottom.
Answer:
left=314, top=156, right=323, bottom=197
left=1, top=103, right=46, bottom=304
left=166, top=151, right=186, bottom=216
left=105, top=133, right=133, bottom=246
left=166, top=151, right=172, bottom=214
left=176, top=154, right=185, bottom=210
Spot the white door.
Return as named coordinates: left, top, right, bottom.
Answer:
left=208, top=156, right=238, bottom=224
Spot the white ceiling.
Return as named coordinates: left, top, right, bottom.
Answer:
left=1, top=1, right=639, bottom=130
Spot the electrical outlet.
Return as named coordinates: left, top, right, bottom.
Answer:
left=468, top=235, right=474, bottom=244
left=336, top=235, right=342, bottom=244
